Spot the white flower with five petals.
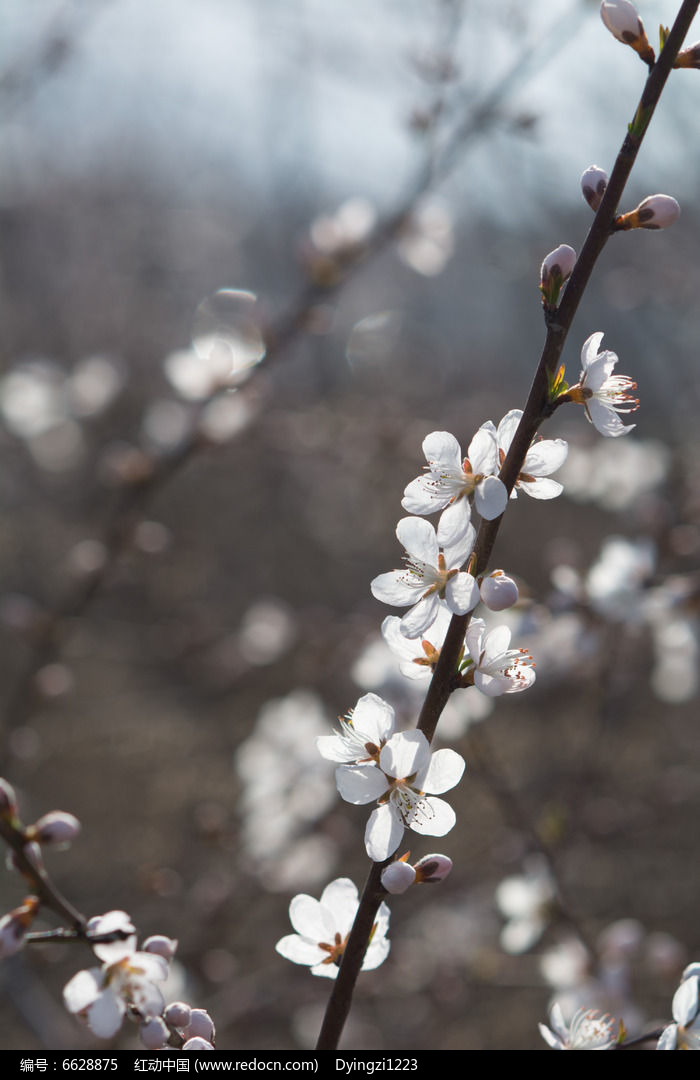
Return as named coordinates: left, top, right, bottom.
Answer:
left=370, top=517, right=479, bottom=638
left=482, top=410, right=568, bottom=500
left=275, top=878, right=390, bottom=979
left=401, top=429, right=507, bottom=546
left=464, top=619, right=535, bottom=696
left=571, top=332, right=638, bottom=437
left=336, top=730, right=465, bottom=861
left=316, top=693, right=395, bottom=764
left=539, top=1003, right=620, bottom=1050
left=380, top=607, right=452, bottom=680
left=63, top=912, right=169, bottom=1039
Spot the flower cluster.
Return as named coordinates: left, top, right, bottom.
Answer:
left=63, top=912, right=216, bottom=1049
left=317, top=695, right=465, bottom=861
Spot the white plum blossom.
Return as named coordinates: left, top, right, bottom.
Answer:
left=571, top=333, right=638, bottom=437
left=316, top=693, right=395, bottom=765
left=401, top=429, right=507, bottom=545
left=63, top=911, right=169, bottom=1039
left=483, top=410, right=568, bottom=499
left=380, top=607, right=452, bottom=680
left=495, top=858, right=556, bottom=954
left=371, top=517, right=479, bottom=638
left=657, top=970, right=700, bottom=1049
left=275, top=877, right=390, bottom=978
left=464, top=619, right=535, bottom=696
left=539, top=1002, right=620, bottom=1050
left=336, top=730, right=465, bottom=861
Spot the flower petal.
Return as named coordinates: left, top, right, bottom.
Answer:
left=275, top=934, right=326, bottom=966
left=420, top=748, right=466, bottom=794
left=371, top=570, right=423, bottom=607
left=379, top=730, right=429, bottom=780
left=467, top=428, right=499, bottom=475
left=586, top=397, right=634, bottom=437
left=518, top=477, right=564, bottom=499
left=396, top=517, right=439, bottom=565
left=289, top=895, right=334, bottom=940
left=436, top=499, right=472, bottom=547
left=422, top=430, right=462, bottom=470
left=336, top=764, right=388, bottom=805
left=474, top=475, right=508, bottom=520
left=87, top=988, right=126, bottom=1040
left=445, top=572, right=480, bottom=615
left=320, top=878, right=359, bottom=936
left=399, top=594, right=441, bottom=638
left=408, top=796, right=455, bottom=837
left=365, top=804, right=404, bottom=861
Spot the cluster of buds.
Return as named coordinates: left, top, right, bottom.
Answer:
left=0, top=778, right=82, bottom=956
left=64, top=910, right=216, bottom=1048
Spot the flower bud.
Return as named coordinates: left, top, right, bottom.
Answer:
left=184, top=1009, right=215, bottom=1043
left=142, top=934, right=178, bottom=961
left=140, top=1016, right=169, bottom=1050
left=0, top=896, right=39, bottom=958
left=674, top=42, right=700, bottom=69
left=616, top=194, right=680, bottom=231
left=539, top=245, right=576, bottom=309
left=381, top=860, right=417, bottom=895
left=480, top=570, right=519, bottom=611
left=28, top=811, right=81, bottom=847
left=580, top=165, right=608, bottom=212
left=414, top=853, right=453, bottom=884
left=0, top=779, right=19, bottom=820
left=600, top=1, right=654, bottom=64
left=164, top=1001, right=192, bottom=1029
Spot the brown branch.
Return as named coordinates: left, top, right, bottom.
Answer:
left=315, top=0, right=700, bottom=1050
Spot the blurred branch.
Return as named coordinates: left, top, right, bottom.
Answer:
left=0, top=2, right=111, bottom=117
left=1, top=3, right=575, bottom=756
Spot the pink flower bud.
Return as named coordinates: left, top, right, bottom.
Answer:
left=184, top=1009, right=215, bottom=1043
left=381, top=860, right=417, bottom=895
left=29, top=811, right=81, bottom=847
left=0, top=897, right=39, bottom=958
left=164, top=1001, right=192, bottom=1029
left=615, top=194, right=681, bottom=232
left=0, top=779, right=18, bottom=820
left=480, top=570, right=519, bottom=611
left=600, top=1, right=654, bottom=63
left=142, top=934, right=178, bottom=961
left=632, top=194, right=681, bottom=229
left=140, top=1016, right=169, bottom=1050
left=413, top=853, right=453, bottom=884
left=674, top=42, right=700, bottom=69
left=600, top=0, right=643, bottom=41
left=539, top=245, right=576, bottom=308
left=580, top=165, right=609, bottom=211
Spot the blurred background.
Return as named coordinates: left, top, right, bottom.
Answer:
left=0, top=0, right=699, bottom=1051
